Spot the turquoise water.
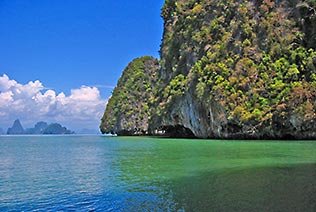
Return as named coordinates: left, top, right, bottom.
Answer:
left=0, top=135, right=316, bottom=211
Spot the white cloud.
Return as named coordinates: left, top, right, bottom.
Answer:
left=0, top=74, right=107, bottom=132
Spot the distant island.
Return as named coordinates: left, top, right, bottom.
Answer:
left=100, top=0, right=316, bottom=139
left=6, top=119, right=74, bottom=135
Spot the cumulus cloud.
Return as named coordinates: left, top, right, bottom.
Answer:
left=0, top=74, right=107, bottom=131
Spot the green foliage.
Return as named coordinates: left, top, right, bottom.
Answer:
left=100, top=56, right=159, bottom=134
left=196, top=81, right=206, bottom=99
left=102, top=0, right=316, bottom=137
left=164, top=74, right=188, bottom=98
left=157, top=0, right=316, bottom=130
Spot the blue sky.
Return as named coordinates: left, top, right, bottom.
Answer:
left=0, top=0, right=164, bottom=132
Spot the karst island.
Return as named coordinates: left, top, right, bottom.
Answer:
left=101, top=0, right=316, bottom=140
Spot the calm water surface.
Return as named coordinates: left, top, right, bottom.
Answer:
left=0, top=135, right=316, bottom=211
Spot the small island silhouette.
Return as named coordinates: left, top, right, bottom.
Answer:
left=6, top=119, right=74, bottom=135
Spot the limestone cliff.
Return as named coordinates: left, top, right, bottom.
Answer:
left=7, top=119, right=25, bottom=135
left=148, top=0, right=316, bottom=139
left=101, top=0, right=316, bottom=139
left=7, top=120, right=73, bottom=135
left=100, top=56, right=159, bottom=135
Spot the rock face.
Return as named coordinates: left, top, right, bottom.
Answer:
left=42, top=123, right=74, bottom=134
left=25, top=121, right=48, bottom=134
left=7, top=119, right=25, bottom=135
left=100, top=56, right=159, bottom=135
left=7, top=120, right=73, bottom=135
left=149, top=0, right=316, bottom=139
left=101, top=0, right=316, bottom=139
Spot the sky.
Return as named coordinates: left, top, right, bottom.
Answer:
left=0, top=0, right=164, bottom=132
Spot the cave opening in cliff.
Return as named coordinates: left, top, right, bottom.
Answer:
left=161, top=125, right=196, bottom=138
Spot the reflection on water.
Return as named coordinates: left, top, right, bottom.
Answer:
left=0, top=136, right=316, bottom=211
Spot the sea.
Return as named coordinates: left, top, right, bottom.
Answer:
left=0, top=135, right=316, bottom=211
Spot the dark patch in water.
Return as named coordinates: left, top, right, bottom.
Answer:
left=167, top=164, right=316, bottom=212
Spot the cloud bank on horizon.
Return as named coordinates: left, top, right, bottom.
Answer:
left=0, top=74, right=107, bottom=132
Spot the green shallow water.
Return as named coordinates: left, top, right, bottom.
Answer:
left=111, top=137, right=316, bottom=211
left=0, top=135, right=316, bottom=211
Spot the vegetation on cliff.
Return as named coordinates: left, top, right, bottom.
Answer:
left=100, top=56, right=159, bottom=135
left=101, top=0, right=316, bottom=139
left=150, top=0, right=316, bottom=138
